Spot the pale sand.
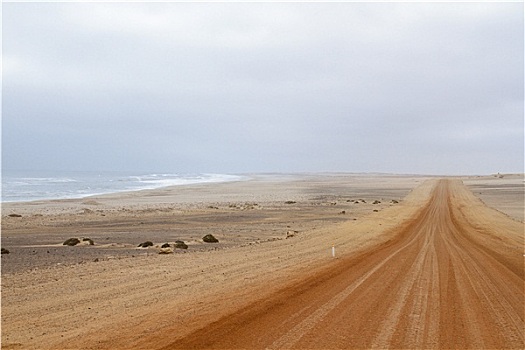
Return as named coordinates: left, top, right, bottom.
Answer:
left=1, top=174, right=523, bottom=349
left=463, top=173, right=524, bottom=222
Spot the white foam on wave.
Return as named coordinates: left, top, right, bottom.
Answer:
left=131, top=173, right=245, bottom=190
left=19, top=177, right=78, bottom=183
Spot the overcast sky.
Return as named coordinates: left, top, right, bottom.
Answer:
left=3, top=2, right=523, bottom=175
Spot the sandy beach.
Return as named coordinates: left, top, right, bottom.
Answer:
left=1, top=173, right=523, bottom=349
left=1, top=174, right=424, bottom=274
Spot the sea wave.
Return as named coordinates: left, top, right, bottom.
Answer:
left=1, top=172, right=246, bottom=203
left=19, top=177, right=78, bottom=183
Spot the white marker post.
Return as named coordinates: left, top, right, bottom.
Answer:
left=332, top=244, right=336, bottom=258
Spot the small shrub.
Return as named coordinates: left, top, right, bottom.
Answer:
left=63, top=238, right=80, bottom=246
left=174, top=241, right=188, bottom=249
left=202, top=234, right=219, bottom=243
left=82, top=238, right=94, bottom=245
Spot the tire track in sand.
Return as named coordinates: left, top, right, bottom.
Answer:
left=162, top=179, right=524, bottom=350
left=268, top=230, right=421, bottom=350
left=370, top=225, right=439, bottom=349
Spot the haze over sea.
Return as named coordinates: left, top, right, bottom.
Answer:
left=1, top=170, right=244, bottom=203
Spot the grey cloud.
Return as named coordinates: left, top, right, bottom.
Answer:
left=2, top=2, right=523, bottom=174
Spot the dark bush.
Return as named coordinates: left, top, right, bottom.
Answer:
left=174, top=241, right=188, bottom=249
left=138, top=241, right=154, bottom=248
left=82, top=238, right=94, bottom=245
left=202, top=234, right=219, bottom=243
left=63, top=238, right=80, bottom=246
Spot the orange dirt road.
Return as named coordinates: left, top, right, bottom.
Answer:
left=163, top=180, right=524, bottom=349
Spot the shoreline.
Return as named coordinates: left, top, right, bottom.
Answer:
left=1, top=173, right=420, bottom=213
left=1, top=172, right=249, bottom=204
left=2, top=172, right=522, bottom=227
left=1, top=174, right=428, bottom=274
left=2, top=171, right=521, bottom=205
left=1, top=172, right=423, bottom=205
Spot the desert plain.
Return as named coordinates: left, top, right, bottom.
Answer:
left=1, top=173, right=524, bottom=349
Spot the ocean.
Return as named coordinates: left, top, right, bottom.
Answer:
left=1, top=170, right=245, bottom=203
